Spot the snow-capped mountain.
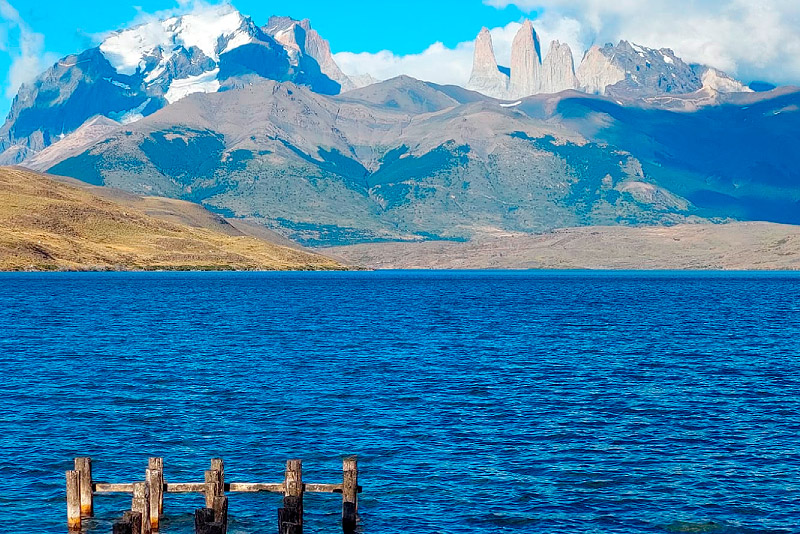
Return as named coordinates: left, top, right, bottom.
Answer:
left=0, top=4, right=355, bottom=164
left=467, top=20, right=750, bottom=101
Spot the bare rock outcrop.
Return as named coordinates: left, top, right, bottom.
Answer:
left=540, top=41, right=578, bottom=94
left=467, top=27, right=510, bottom=99
left=267, top=17, right=355, bottom=92
left=576, top=45, right=626, bottom=95
left=509, top=20, right=542, bottom=99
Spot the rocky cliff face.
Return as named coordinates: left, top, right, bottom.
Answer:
left=467, top=22, right=749, bottom=101
left=466, top=28, right=510, bottom=99
left=0, top=5, right=353, bottom=164
left=509, top=20, right=543, bottom=99
left=264, top=16, right=355, bottom=93
left=575, top=46, right=626, bottom=95
left=540, top=41, right=578, bottom=94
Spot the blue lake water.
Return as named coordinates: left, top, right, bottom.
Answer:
left=2, top=271, right=800, bottom=534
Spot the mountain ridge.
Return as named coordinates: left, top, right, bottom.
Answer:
left=32, top=76, right=800, bottom=247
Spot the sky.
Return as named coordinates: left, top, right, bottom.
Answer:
left=1, top=0, right=799, bottom=117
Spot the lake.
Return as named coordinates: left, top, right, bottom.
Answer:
left=2, top=271, right=799, bottom=533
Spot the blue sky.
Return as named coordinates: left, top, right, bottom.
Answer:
left=1, top=0, right=799, bottom=119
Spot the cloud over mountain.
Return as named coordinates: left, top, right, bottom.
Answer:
left=486, top=0, right=800, bottom=85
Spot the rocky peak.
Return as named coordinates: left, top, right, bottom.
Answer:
left=467, top=28, right=510, bottom=99
left=540, top=40, right=578, bottom=94
left=509, top=20, right=542, bottom=99
left=576, top=45, right=625, bottom=95
left=695, top=66, right=752, bottom=94
left=265, top=16, right=355, bottom=92
left=99, top=4, right=258, bottom=76
left=577, top=41, right=704, bottom=99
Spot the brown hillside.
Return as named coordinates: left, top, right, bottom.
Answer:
left=0, top=167, right=343, bottom=271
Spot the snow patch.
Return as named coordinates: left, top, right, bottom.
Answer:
left=164, top=70, right=220, bottom=104
left=662, top=54, right=674, bottom=64
left=115, top=99, right=152, bottom=125
left=103, top=78, right=132, bottom=90
left=500, top=101, right=522, bottom=108
left=100, top=4, right=253, bottom=75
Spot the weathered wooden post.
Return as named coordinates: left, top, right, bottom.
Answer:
left=74, top=457, right=93, bottom=517
left=195, top=508, right=223, bottom=534
left=123, top=511, right=143, bottom=534
left=277, top=507, right=302, bottom=534
left=280, top=459, right=304, bottom=533
left=211, top=458, right=225, bottom=486
left=342, top=456, right=358, bottom=532
left=147, top=459, right=164, bottom=531
left=204, top=469, right=223, bottom=508
left=213, top=496, right=228, bottom=534
left=132, top=481, right=152, bottom=534
left=113, top=520, right=133, bottom=534
left=66, top=470, right=82, bottom=531
left=209, top=458, right=227, bottom=532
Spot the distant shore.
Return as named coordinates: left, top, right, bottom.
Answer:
left=324, top=222, right=800, bottom=271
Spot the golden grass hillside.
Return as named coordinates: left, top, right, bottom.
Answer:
left=0, top=167, right=343, bottom=271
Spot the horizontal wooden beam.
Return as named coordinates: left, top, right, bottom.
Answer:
left=95, top=482, right=362, bottom=494
left=94, top=483, right=134, bottom=493
left=227, top=483, right=283, bottom=493
left=167, top=483, right=206, bottom=493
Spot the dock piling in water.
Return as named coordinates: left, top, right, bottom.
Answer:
left=66, top=470, right=81, bottom=531
left=342, top=456, right=359, bottom=532
left=132, top=481, right=151, bottom=534
left=75, top=457, right=93, bottom=517
left=65, top=456, right=362, bottom=533
left=147, top=457, right=164, bottom=530
left=122, top=511, right=142, bottom=534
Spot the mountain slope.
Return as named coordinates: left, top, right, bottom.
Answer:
left=0, top=5, right=352, bottom=165
left=0, top=167, right=342, bottom=271
left=42, top=77, right=715, bottom=246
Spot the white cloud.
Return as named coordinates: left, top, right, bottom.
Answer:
left=334, top=41, right=474, bottom=87
left=0, top=0, right=58, bottom=98
left=485, top=0, right=800, bottom=84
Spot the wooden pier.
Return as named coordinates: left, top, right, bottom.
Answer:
left=66, top=456, right=361, bottom=533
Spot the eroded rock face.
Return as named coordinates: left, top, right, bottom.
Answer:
left=509, top=20, right=542, bottom=99
left=266, top=17, right=355, bottom=92
left=576, top=46, right=626, bottom=95
left=697, top=66, right=752, bottom=94
left=467, top=27, right=510, bottom=99
left=540, top=41, right=578, bottom=94
left=577, top=41, right=704, bottom=98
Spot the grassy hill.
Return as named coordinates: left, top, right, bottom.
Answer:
left=0, top=167, right=343, bottom=271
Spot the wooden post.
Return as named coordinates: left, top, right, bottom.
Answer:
left=132, top=482, right=152, bottom=534
left=123, top=511, right=143, bottom=534
left=210, top=458, right=225, bottom=486
left=74, top=457, right=93, bottom=517
left=212, top=496, right=228, bottom=534
left=278, top=506, right=302, bottom=534
left=113, top=519, right=133, bottom=534
left=285, top=460, right=304, bottom=523
left=147, top=460, right=164, bottom=531
left=204, top=469, right=223, bottom=508
left=66, top=470, right=81, bottom=531
left=195, top=508, right=223, bottom=534
left=342, top=456, right=358, bottom=532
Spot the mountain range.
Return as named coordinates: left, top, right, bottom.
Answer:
left=2, top=5, right=798, bottom=254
